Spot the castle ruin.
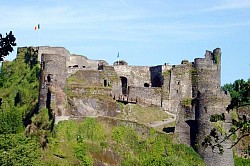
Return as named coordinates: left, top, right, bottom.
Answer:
left=27, top=46, right=234, bottom=166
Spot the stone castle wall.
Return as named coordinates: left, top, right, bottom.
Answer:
left=169, top=63, right=192, bottom=102
left=195, top=90, right=233, bottom=166
left=39, top=53, right=68, bottom=116
left=41, top=53, right=67, bottom=88
left=193, top=48, right=221, bottom=94
left=172, top=62, right=194, bottom=145
left=114, top=65, right=151, bottom=87
left=68, top=54, right=107, bottom=71
left=193, top=48, right=234, bottom=166
left=36, top=46, right=70, bottom=62
left=38, top=53, right=66, bottom=109
left=33, top=46, right=233, bottom=166
left=128, top=86, right=162, bottom=106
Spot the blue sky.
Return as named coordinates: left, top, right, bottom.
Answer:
left=1, top=0, right=250, bottom=85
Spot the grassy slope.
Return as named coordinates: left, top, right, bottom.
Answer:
left=43, top=117, right=205, bottom=166
left=115, top=104, right=171, bottom=124
left=234, top=155, right=250, bottom=166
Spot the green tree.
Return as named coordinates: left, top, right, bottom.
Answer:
left=203, top=79, right=250, bottom=154
left=222, top=79, right=250, bottom=109
left=0, top=31, right=16, bottom=61
left=203, top=112, right=250, bottom=154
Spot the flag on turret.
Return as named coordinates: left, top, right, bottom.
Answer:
left=34, top=24, right=40, bottom=30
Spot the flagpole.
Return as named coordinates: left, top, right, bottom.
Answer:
left=39, top=24, right=41, bottom=46
left=38, top=28, right=40, bottom=46
left=117, top=52, right=119, bottom=65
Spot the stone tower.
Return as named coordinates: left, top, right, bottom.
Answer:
left=38, top=52, right=67, bottom=116
left=194, top=48, right=234, bottom=166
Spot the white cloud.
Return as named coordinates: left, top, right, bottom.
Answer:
left=205, top=0, right=250, bottom=11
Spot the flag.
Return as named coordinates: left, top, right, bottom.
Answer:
left=117, top=52, right=119, bottom=58
left=34, top=24, right=40, bottom=30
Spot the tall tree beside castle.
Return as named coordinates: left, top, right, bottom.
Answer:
left=222, top=79, right=250, bottom=109
left=0, top=31, right=16, bottom=61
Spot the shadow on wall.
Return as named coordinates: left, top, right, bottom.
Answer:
left=186, top=120, right=197, bottom=147
left=120, top=76, right=128, bottom=95
left=163, top=127, right=175, bottom=133
left=150, top=66, right=163, bottom=87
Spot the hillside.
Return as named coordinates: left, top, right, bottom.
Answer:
left=44, top=117, right=205, bottom=165
left=0, top=47, right=206, bottom=165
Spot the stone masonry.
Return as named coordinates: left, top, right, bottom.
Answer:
left=18, top=46, right=233, bottom=166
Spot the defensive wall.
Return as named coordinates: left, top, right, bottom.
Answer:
left=16, top=46, right=234, bottom=166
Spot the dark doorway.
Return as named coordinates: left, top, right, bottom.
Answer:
left=104, top=79, right=107, bottom=87
left=152, top=76, right=162, bottom=87
left=120, top=77, right=128, bottom=95
left=150, top=66, right=162, bottom=87
left=186, top=120, right=197, bottom=147
left=47, top=75, right=52, bottom=83
left=46, top=90, right=51, bottom=110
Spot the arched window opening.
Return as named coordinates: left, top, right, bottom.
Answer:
left=47, top=74, right=52, bottom=83
left=144, top=83, right=150, bottom=87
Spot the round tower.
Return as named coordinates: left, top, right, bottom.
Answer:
left=193, top=48, right=221, bottom=92
left=38, top=53, right=67, bottom=110
left=42, top=53, right=67, bottom=88
left=194, top=48, right=234, bottom=166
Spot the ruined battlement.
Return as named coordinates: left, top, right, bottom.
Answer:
left=34, top=46, right=70, bottom=62
left=194, top=48, right=221, bottom=68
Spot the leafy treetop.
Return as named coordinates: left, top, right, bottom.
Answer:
left=0, top=31, right=16, bottom=61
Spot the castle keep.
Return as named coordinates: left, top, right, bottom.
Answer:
left=27, top=46, right=233, bottom=166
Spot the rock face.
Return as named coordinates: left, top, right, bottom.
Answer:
left=16, top=46, right=233, bottom=166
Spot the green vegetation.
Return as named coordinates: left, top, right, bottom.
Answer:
left=0, top=31, right=16, bottom=61
left=66, top=70, right=116, bottom=103
left=234, top=155, right=250, bottom=166
left=222, top=79, right=250, bottom=109
left=0, top=47, right=42, bottom=165
left=162, top=69, right=171, bottom=77
left=0, top=133, right=42, bottom=165
left=181, top=98, right=192, bottom=109
left=0, top=47, right=40, bottom=134
left=191, top=68, right=199, bottom=87
left=210, top=113, right=225, bottom=122
left=154, top=121, right=176, bottom=132
left=42, top=117, right=205, bottom=165
left=213, top=52, right=220, bottom=64
left=116, top=104, right=170, bottom=124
